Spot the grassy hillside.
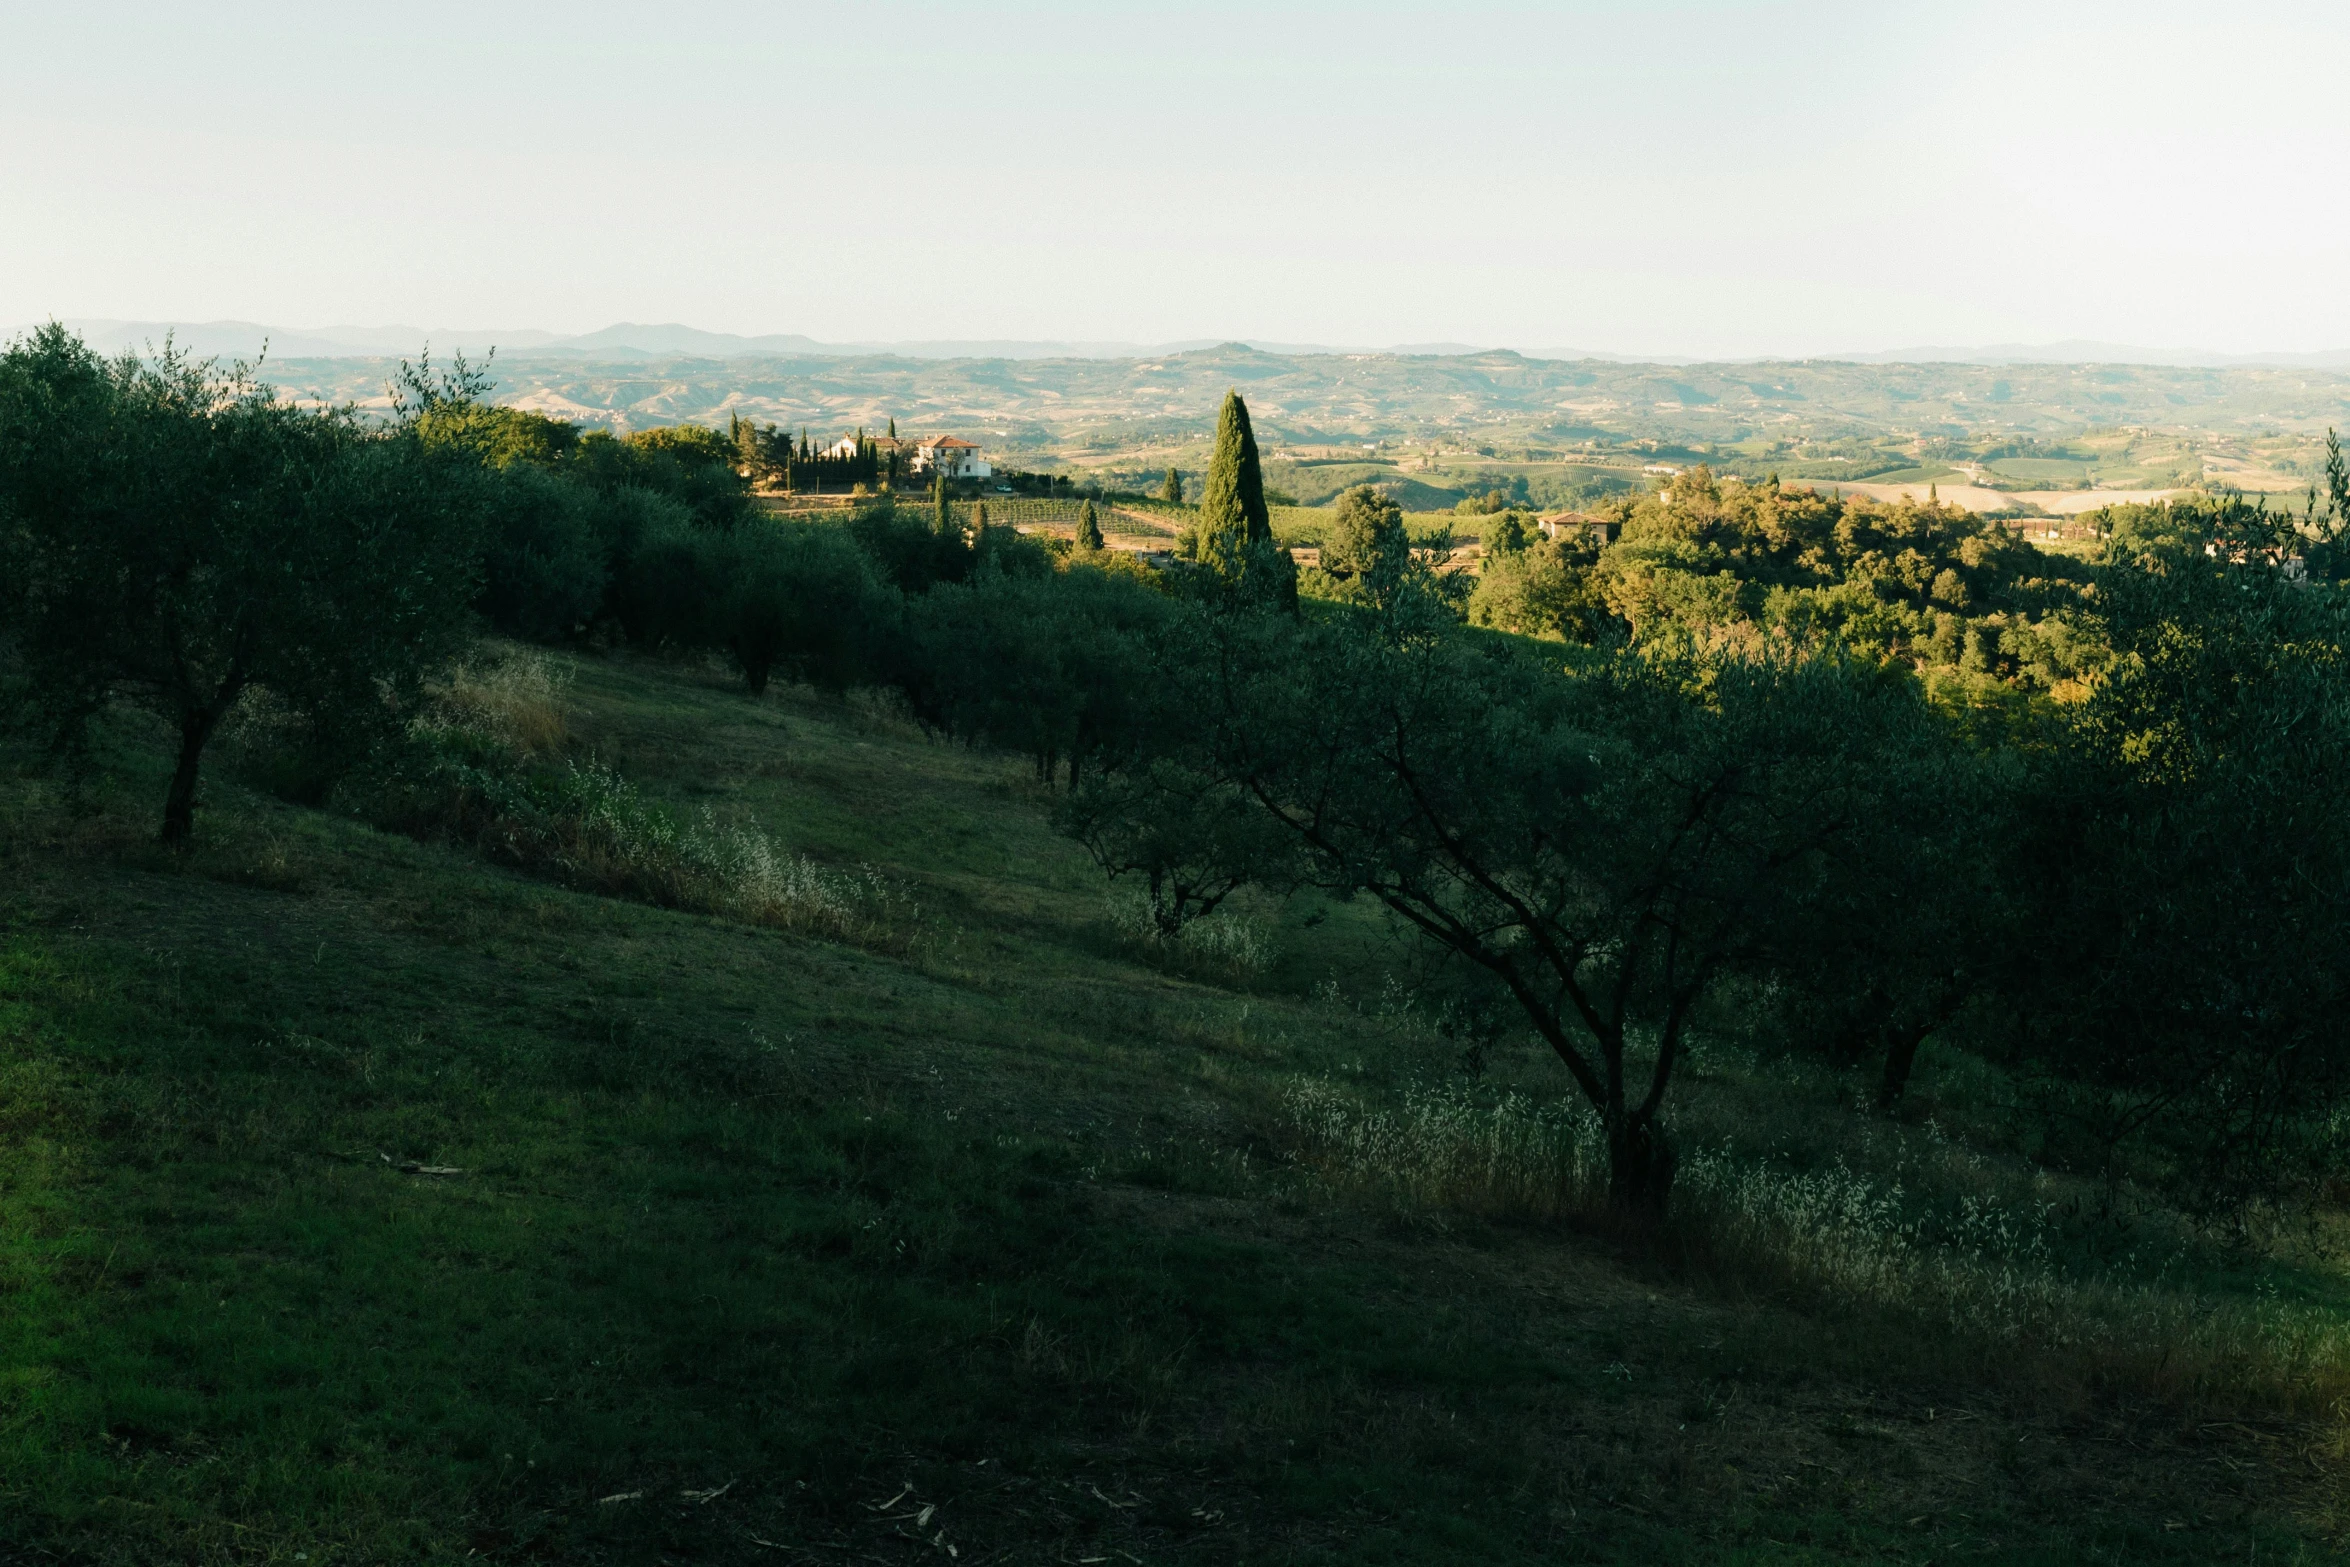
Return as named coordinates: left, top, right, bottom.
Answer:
left=5, top=650, right=2350, bottom=1564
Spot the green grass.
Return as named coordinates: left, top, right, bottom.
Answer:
left=1268, top=505, right=1336, bottom=543
left=1262, top=462, right=1408, bottom=507
left=4, top=650, right=2350, bottom=1563
left=1272, top=508, right=1483, bottom=547
left=2083, top=465, right=2192, bottom=490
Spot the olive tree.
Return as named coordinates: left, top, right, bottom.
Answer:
left=901, top=564, right=1167, bottom=786
left=711, top=521, right=885, bottom=695
left=0, top=325, right=485, bottom=842
left=1189, top=592, right=1953, bottom=1214
left=2006, top=503, right=2350, bottom=1206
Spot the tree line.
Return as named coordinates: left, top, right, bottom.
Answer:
left=728, top=414, right=896, bottom=493
left=5, top=324, right=2348, bottom=1220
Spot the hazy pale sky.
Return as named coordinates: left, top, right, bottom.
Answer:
left=5, top=0, right=2345, bottom=357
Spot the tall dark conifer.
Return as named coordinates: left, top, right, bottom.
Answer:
left=2327, top=427, right=2349, bottom=530
left=1195, top=390, right=1267, bottom=566
left=1076, top=499, right=1105, bottom=551
left=1192, top=390, right=1295, bottom=605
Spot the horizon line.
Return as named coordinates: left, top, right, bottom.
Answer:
left=20, top=317, right=2350, bottom=370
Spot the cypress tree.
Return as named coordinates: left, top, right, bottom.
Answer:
left=1198, top=391, right=1268, bottom=552
left=933, top=475, right=955, bottom=537
left=888, top=417, right=897, bottom=439
left=1161, top=466, right=1183, bottom=505
left=730, top=412, right=760, bottom=482
left=1194, top=390, right=1293, bottom=609
left=1076, top=499, right=1105, bottom=551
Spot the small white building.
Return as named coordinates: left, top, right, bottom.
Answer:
left=820, top=434, right=905, bottom=460
left=908, top=436, right=991, bottom=480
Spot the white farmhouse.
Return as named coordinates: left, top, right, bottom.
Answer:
left=908, top=436, right=991, bottom=479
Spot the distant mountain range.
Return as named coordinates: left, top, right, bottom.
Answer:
left=25, top=319, right=2350, bottom=370
left=218, top=339, right=2350, bottom=449
left=1796, top=341, right=2350, bottom=370
left=25, top=320, right=1267, bottom=363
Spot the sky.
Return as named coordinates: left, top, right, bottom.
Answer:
left=4, top=0, right=2347, bottom=359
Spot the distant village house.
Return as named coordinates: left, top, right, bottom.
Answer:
left=818, top=431, right=988, bottom=479
left=908, top=436, right=991, bottom=480
left=1539, top=511, right=1621, bottom=547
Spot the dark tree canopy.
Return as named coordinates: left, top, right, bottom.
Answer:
left=1047, top=570, right=1965, bottom=1213
left=2001, top=503, right=2350, bottom=1206
left=711, top=522, right=883, bottom=696
left=0, top=325, right=486, bottom=841
left=1321, top=484, right=1411, bottom=599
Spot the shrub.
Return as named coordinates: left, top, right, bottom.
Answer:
left=425, top=647, right=572, bottom=757
left=1280, top=1078, right=2350, bottom=1407
left=1105, top=890, right=1272, bottom=979
left=589, top=486, right=700, bottom=621
left=708, top=521, right=885, bottom=694
left=479, top=465, right=606, bottom=642
left=375, top=726, right=914, bottom=950
left=846, top=494, right=972, bottom=594
left=612, top=508, right=718, bottom=650
left=570, top=427, right=754, bottom=530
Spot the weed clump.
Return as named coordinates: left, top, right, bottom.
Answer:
left=1104, top=890, right=1273, bottom=981
left=369, top=649, right=915, bottom=948
left=428, top=648, right=574, bottom=757
left=1283, top=1078, right=1603, bottom=1221
left=1282, top=1078, right=2350, bottom=1411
